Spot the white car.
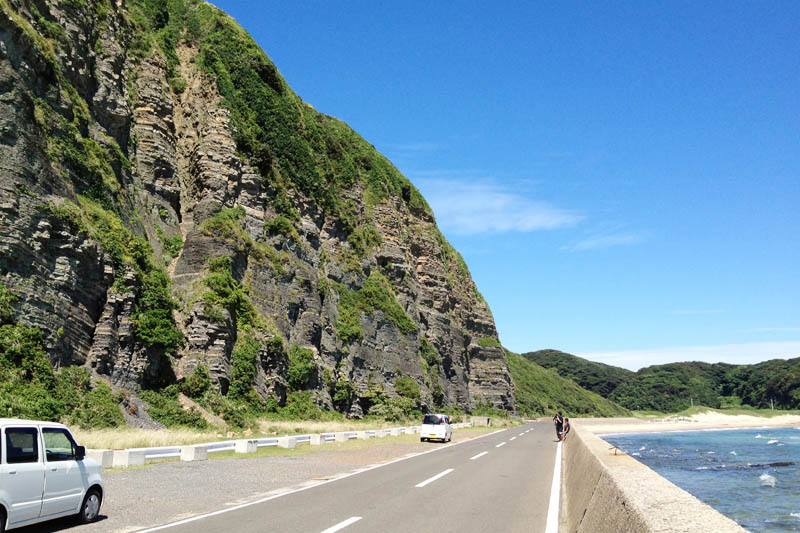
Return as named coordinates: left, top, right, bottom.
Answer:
left=0, top=419, right=104, bottom=531
left=420, top=413, right=452, bottom=443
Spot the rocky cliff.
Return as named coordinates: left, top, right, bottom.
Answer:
left=0, top=0, right=515, bottom=420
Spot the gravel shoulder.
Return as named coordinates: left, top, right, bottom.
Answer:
left=18, top=428, right=502, bottom=533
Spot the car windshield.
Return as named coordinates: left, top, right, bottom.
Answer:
left=423, top=415, right=442, bottom=425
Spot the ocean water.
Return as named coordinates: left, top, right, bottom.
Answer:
left=603, top=427, right=800, bottom=532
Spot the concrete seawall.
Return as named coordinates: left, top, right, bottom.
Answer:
left=561, top=425, right=745, bottom=532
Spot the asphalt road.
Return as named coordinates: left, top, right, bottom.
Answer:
left=139, top=421, right=558, bottom=533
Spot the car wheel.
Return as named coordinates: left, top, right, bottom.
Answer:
left=0, top=507, right=6, bottom=533
left=78, top=488, right=102, bottom=524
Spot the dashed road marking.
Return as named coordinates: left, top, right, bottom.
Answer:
left=470, top=451, right=488, bottom=460
left=510, top=437, right=517, bottom=441
left=321, top=517, right=362, bottom=533
left=415, top=468, right=454, bottom=488
left=496, top=442, right=506, bottom=448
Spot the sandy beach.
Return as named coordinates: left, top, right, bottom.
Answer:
left=573, top=412, right=800, bottom=436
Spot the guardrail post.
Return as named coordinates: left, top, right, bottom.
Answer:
left=112, top=450, right=145, bottom=468
left=181, top=445, right=208, bottom=462
left=389, top=428, right=401, bottom=437
left=376, top=429, right=387, bottom=438
left=310, top=434, right=323, bottom=445
left=87, top=449, right=113, bottom=468
left=356, top=431, right=369, bottom=440
left=235, top=439, right=258, bottom=454
left=404, top=427, right=415, bottom=435
left=278, top=436, right=297, bottom=449
left=334, top=432, right=348, bottom=443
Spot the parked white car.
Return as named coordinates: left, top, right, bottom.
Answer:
left=0, top=419, right=103, bottom=531
left=420, top=413, right=452, bottom=443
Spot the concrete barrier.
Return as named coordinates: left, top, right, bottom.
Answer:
left=376, top=429, right=387, bottom=438
left=470, top=416, right=491, bottom=427
left=356, top=431, right=369, bottom=440
left=87, top=449, right=113, bottom=468
left=277, top=436, right=297, bottom=449
left=310, top=434, right=323, bottom=445
left=235, top=439, right=257, bottom=454
left=334, top=432, right=348, bottom=443
left=389, top=428, right=401, bottom=437
left=404, top=427, right=415, bottom=435
left=562, top=426, right=746, bottom=532
left=180, top=445, right=208, bottom=462
left=112, top=449, right=145, bottom=468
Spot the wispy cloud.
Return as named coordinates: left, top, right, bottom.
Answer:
left=561, top=232, right=645, bottom=252
left=413, top=176, right=582, bottom=235
left=578, top=341, right=800, bottom=371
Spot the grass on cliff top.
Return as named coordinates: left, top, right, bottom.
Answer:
left=506, top=350, right=630, bottom=418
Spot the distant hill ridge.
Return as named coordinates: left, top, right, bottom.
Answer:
left=525, top=350, right=800, bottom=413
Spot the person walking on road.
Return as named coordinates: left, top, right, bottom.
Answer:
left=561, top=418, right=571, bottom=441
left=553, top=411, right=564, bottom=441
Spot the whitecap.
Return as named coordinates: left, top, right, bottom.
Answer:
left=767, top=439, right=779, bottom=445
left=639, top=446, right=646, bottom=451
left=631, top=452, right=641, bottom=457
left=755, top=434, right=763, bottom=439
left=730, top=451, right=737, bottom=455
left=760, top=473, right=776, bottom=487
left=791, top=512, right=800, bottom=519
left=695, top=466, right=710, bottom=470
left=707, top=451, right=715, bottom=454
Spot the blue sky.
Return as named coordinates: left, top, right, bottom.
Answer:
left=212, top=1, right=800, bottom=370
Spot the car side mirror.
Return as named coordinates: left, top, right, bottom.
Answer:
left=76, top=445, right=86, bottom=461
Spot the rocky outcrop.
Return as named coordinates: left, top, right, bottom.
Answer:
left=0, top=0, right=515, bottom=416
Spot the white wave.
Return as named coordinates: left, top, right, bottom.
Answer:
left=755, top=434, right=764, bottom=438
left=791, top=512, right=800, bottom=519
left=639, top=446, right=646, bottom=451
left=695, top=466, right=710, bottom=470
left=767, top=439, right=779, bottom=444
left=707, top=451, right=715, bottom=454
left=730, top=451, right=737, bottom=455
left=631, top=452, right=641, bottom=457
left=760, top=473, right=776, bottom=487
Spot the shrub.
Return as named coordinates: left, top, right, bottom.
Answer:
left=477, top=337, right=501, bottom=348
left=287, top=345, right=315, bottom=391
left=394, top=375, right=420, bottom=402
left=181, top=364, right=211, bottom=400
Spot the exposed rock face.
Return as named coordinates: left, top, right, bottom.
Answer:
left=0, top=0, right=515, bottom=415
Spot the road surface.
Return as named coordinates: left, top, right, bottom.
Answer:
left=139, top=421, right=559, bottom=533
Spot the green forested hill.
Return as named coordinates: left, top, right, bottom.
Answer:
left=526, top=348, right=800, bottom=413
left=506, top=350, right=630, bottom=417
left=522, top=349, right=633, bottom=398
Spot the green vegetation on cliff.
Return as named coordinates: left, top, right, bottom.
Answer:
left=523, top=349, right=633, bottom=398
left=506, top=350, right=630, bottom=417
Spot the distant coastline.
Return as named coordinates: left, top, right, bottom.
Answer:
left=575, top=411, right=800, bottom=436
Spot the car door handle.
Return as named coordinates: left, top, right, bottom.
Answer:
left=9, top=470, right=16, bottom=475
left=51, top=467, right=58, bottom=471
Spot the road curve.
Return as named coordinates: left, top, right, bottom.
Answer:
left=138, top=421, right=559, bottom=533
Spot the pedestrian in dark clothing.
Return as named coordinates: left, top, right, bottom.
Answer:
left=553, top=411, right=564, bottom=441
left=561, top=418, right=571, bottom=441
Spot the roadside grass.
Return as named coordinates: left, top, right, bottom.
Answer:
left=74, top=417, right=520, bottom=450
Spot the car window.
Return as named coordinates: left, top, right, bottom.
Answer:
left=43, top=428, right=77, bottom=462
left=5, top=427, right=39, bottom=464
left=423, top=415, right=441, bottom=424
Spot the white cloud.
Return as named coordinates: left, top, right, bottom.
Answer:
left=413, top=177, right=582, bottom=235
left=562, top=232, right=644, bottom=252
left=578, top=341, right=800, bottom=371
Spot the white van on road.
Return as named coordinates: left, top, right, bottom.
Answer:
left=420, top=413, right=452, bottom=443
left=0, top=419, right=104, bottom=531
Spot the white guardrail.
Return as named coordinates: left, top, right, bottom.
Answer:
left=91, top=423, right=472, bottom=467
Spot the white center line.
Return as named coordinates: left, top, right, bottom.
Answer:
left=496, top=442, right=506, bottom=448
left=510, top=436, right=517, bottom=441
left=321, top=517, right=362, bottom=533
left=470, top=451, right=488, bottom=460
left=415, top=468, right=454, bottom=488
left=519, top=433, right=525, bottom=436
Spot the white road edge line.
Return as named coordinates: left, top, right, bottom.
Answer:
left=470, top=451, right=488, bottom=460
left=320, top=516, right=362, bottom=533
left=134, top=428, right=508, bottom=532
left=496, top=442, right=506, bottom=448
left=544, top=440, right=563, bottom=533
left=415, top=468, right=454, bottom=488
